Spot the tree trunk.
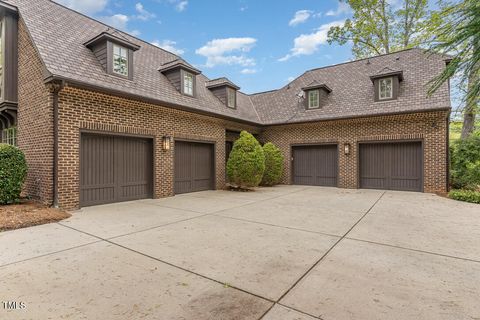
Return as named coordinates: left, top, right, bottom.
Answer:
left=461, top=39, right=479, bottom=139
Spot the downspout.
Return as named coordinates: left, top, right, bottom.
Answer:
left=48, top=81, right=64, bottom=208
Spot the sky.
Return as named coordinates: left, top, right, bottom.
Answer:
left=53, top=0, right=355, bottom=94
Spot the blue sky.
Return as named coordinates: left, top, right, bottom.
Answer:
left=52, top=0, right=464, bottom=110
left=54, top=0, right=354, bottom=94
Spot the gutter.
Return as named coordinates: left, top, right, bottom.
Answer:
left=48, top=80, right=65, bottom=208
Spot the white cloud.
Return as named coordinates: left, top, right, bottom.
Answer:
left=175, top=0, right=188, bottom=12
left=325, top=2, right=351, bottom=16
left=196, top=37, right=257, bottom=67
left=135, top=3, right=156, bottom=21
left=151, top=40, right=185, bottom=55
left=240, top=68, right=257, bottom=74
left=287, top=76, right=295, bottom=82
left=289, top=10, right=313, bottom=26
left=100, top=14, right=130, bottom=30
left=279, top=20, right=344, bottom=61
left=54, top=0, right=108, bottom=15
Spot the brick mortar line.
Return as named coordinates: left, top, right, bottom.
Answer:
left=260, top=191, right=387, bottom=320
left=345, top=237, right=480, bottom=264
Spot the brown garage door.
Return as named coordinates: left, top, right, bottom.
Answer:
left=359, top=141, right=422, bottom=191
left=175, top=141, right=214, bottom=194
left=292, top=145, right=338, bottom=187
left=80, top=133, right=153, bottom=207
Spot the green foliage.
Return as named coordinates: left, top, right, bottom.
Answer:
left=226, top=131, right=265, bottom=189
left=261, top=143, right=284, bottom=186
left=327, top=0, right=432, bottom=59
left=0, top=144, right=27, bottom=204
left=450, top=133, right=480, bottom=189
left=449, top=189, right=480, bottom=204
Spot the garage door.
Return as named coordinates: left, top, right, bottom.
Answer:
left=359, top=141, right=422, bottom=191
left=175, top=141, right=214, bottom=194
left=80, top=134, right=153, bottom=207
left=292, top=145, right=338, bottom=187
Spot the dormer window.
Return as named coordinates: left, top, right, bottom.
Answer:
left=85, top=32, right=140, bottom=80
left=227, top=87, right=236, bottom=108
left=301, top=82, right=332, bottom=110
left=206, top=77, right=240, bottom=109
left=307, top=90, right=320, bottom=109
left=112, top=44, right=128, bottom=76
left=379, top=77, right=393, bottom=100
left=370, top=69, right=403, bottom=102
left=183, top=71, right=194, bottom=96
left=159, top=59, right=201, bottom=97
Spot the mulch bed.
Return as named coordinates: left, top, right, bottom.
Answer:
left=0, top=200, right=71, bottom=232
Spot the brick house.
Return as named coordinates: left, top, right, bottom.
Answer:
left=0, top=0, right=451, bottom=209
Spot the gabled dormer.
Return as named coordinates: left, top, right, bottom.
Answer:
left=370, top=67, right=404, bottom=102
left=206, top=78, right=240, bottom=109
left=302, top=81, right=332, bottom=110
left=159, top=59, right=201, bottom=97
left=84, top=31, right=140, bottom=80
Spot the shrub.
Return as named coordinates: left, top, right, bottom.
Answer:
left=227, top=131, right=265, bottom=189
left=449, top=189, right=480, bottom=204
left=261, top=142, right=284, bottom=186
left=0, top=144, right=27, bottom=204
left=450, top=134, right=480, bottom=189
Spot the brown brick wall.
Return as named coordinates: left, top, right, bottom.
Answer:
left=261, top=111, right=449, bottom=193
left=16, top=18, right=54, bottom=204
left=56, top=86, right=259, bottom=209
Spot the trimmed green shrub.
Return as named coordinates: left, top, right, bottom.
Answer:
left=227, top=131, right=265, bottom=189
left=261, top=142, right=284, bottom=186
left=0, top=144, right=27, bottom=204
left=450, top=133, right=480, bottom=189
left=449, top=189, right=480, bottom=204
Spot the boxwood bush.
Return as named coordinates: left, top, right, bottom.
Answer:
left=227, top=131, right=265, bottom=189
left=261, top=142, right=284, bottom=186
left=450, top=133, right=480, bottom=190
left=449, top=189, right=480, bottom=204
left=0, top=144, right=27, bottom=204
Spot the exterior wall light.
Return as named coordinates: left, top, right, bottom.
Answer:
left=344, top=143, right=351, bottom=155
left=162, top=136, right=172, bottom=151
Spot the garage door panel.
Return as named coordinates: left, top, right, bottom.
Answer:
left=293, top=145, right=338, bottom=187
left=175, top=141, right=214, bottom=194
left=360, top=142, right=422, bottom=192
left=80, top=134, right=153, bottom=207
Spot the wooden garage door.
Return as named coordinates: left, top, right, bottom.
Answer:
left=175, top=141, right=214, bottom=194
left=359, top=142, right=422, bottom=191
left=80, top=134, right=153, bottom=207
left=292, top=145, right=338, bottom=187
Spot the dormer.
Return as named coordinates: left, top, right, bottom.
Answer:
left=206, top=78, right=240, bottom=109
left=302, top=81, right=332, bottom=110
left=370, top=67, right=404, bottom=102
left=84, top=31, right=140, bottom=80
left=159, top=59, right=201, bottom=97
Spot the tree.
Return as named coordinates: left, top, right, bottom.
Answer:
left=261, top=143, right=284, bottom=186
left=327, top=0, right=431, bottom=59
left=226, top=131, right=265, bottom=189
left=428, top=0, right=480, bottom=139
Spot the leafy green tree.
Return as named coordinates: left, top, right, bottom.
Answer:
left=261, top=143, right=284, bottom=186
left=327, top=0, right=431, bottom=59
left=226, top=131, right=265, bottom=189
left=428, top=0, right=480, bottom=139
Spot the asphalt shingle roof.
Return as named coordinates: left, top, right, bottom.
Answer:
left=5, top=0, right=451, bottom=126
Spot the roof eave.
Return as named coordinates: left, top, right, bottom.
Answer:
left=158, top=63, right=201, bottom=75
left=84, top=32, right=141, bottom=51
left=370, top=71, right=404, bottom=83
left=301, top=84, right=332, bottom=93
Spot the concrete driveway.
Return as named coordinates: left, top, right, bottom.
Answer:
left=1, top=186, right=479, bottom=320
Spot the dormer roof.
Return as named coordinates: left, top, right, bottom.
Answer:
left=369, top=67, right=404, bottom=83
left=206, top=77, right=240, bottom=90
left=84, top=31, right=140, bottom=51
left=301, top=80, right=332, bottom=93
left=158, top=59, right=201, bottom=75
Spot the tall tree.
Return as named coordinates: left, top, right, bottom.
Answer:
left=428, top=0, right=480, bottom=138
left=327, top=0, right=431, bottom=59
